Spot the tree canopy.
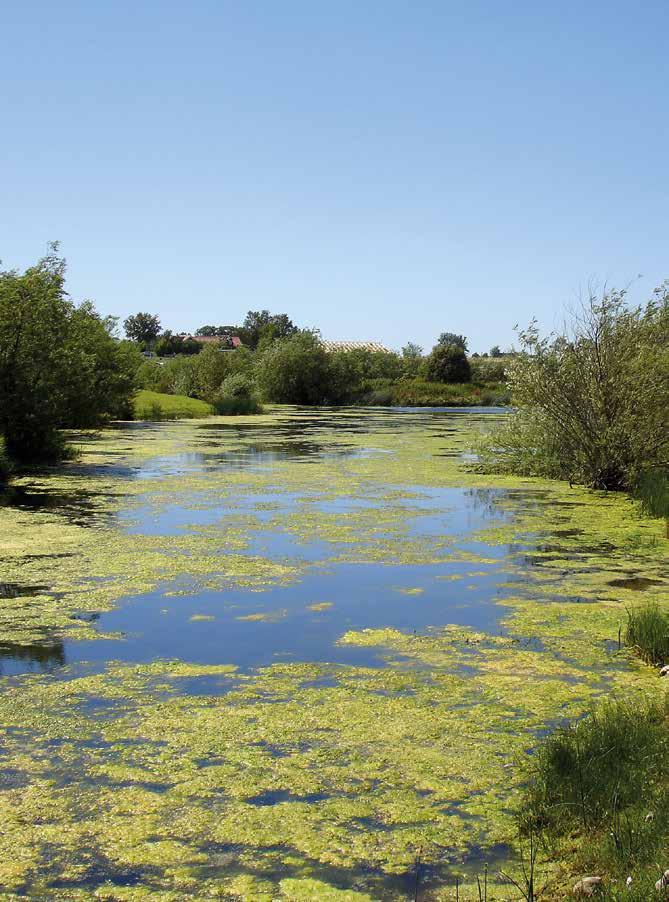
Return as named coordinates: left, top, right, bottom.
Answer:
left=0, top=247, right=138, bottom=462
left=124, top=312, right=162, bottom=345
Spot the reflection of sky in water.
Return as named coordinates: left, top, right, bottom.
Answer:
left=72, top=559, right=510, bottom=671
left=3, top=407, right=527, bottom=676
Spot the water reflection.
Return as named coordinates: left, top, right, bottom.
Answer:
left=0, top=640, right=65, bottom=674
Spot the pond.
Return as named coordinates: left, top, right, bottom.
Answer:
left=0, top=407, right=666, bottom=899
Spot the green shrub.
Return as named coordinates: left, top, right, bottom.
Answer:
left=255, top=332, right=331, bottom=404
left=133, top=390, right=214, bottom=420
left=212, top=373, right=263, bottom=415
left=425, top=343, right=471, bottom=383
left=625, top=604, right=669, bottom=665
left=479, top=286, right=669, bottom=490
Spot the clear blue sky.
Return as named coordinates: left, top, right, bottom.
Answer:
left=1, top=2, right=667, bottom=353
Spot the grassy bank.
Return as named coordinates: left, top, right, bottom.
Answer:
left=133, top=390, right=214, bottom=420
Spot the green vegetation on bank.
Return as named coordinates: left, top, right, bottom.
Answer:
left=0, top=246, right=140, bottom=465
left=136, top=329, right=511, bottom=409
left=518, top=697, right=669, bottom=899
left=133, top=390, right=214, bottom=420
left=625, top=604, right=669, bottom=666
left=479, top=284, right=669, bottom=491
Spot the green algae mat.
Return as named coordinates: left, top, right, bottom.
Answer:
left=0, top=407, right=666, bottom=900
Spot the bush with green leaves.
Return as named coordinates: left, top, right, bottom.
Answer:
left=0, top=247, right=138, bottom=462
left=479, top=285, right=669, bottom=489
left=255, top=331, right=331, bottom=404
left=212, top=373, right=263, bottom=414
left=425, top=343, right=471, bottom=383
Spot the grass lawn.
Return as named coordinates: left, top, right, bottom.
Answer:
left=133, top=390, right=214, bottom=420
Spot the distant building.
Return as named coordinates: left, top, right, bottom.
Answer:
left=320, top=340, right=390, bottom=353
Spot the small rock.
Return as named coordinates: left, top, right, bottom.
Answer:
left=626, top=875, right=632, bottom=888
left=655, top=869, right=669, bottom=892
left=573, top=876, right=603, bottom=896
left=660, top=665, right=669, bottom=676
left=646, top=812, right=655, bottom=822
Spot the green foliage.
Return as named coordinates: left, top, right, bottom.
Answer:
left=195, top=324, right=238, bottom=338
left=240, top=310, right=298, bottom=349
left=520, top=697, right=669, bottom=835
left=625, top=604, right=669, bottom=665
left=480, top=286, right=669, bottom=489
left=519, top=697, right=669, bottom=892
left=155, top=331, right=201, bottom=356
left=0, top=438, right=11, bottom=484
left=490, top=345, right=503, bottom=357
left=437, top=332, right=468, bottom=351
left=212, top=373, right=263, bottom=415
left=255, top=331, right=331, bottom=404
left=470, top=356, right=507, bottom=386
left=0, top=247, right=136, bottom=462
left=637, top=469, right=669, bottom=535
left=389, top=378, right=509, bottom=407
left=133, top=390, right=214, bottom=420
left=426, top=343, right=472, bottom=383
left=123, top=311, right=161, bottom=346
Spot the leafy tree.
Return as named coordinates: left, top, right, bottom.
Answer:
left=241, top=310, right=298, bottom=349
left=437, top=332, right=468, bottom=352
left=255, top=331, right=330, bottom=404
left=401, top=342, right=424, bottom=378
left=0, top=247, right=137, bottom=462
left=426, top=343, right=471, bottom=383
left=490, top=345, right=502, bottom=357
left=480, top=285, right=669, bottom=489
left=123, top=312, right=161, bottom=346
left=195, top=325, right=238, bottom=338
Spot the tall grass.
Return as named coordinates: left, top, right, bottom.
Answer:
left=521, top=698, right=669, bottom=834
left=518, top=697, right=669, bottom=890
left=625, top=604, right=669, bottom=665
